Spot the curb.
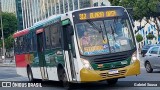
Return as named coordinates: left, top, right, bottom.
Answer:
left=0, top=63, right=16, bottom=67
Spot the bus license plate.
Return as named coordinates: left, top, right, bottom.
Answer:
left=108, top=70, right=119, bottom=74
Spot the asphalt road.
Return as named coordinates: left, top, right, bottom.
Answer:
left=0, top=55, right=160, bottom=90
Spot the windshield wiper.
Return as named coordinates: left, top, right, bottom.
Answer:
left=86, top=20, right=102, bottom=33
left=110, top=24, right=116, bottom=41
left=86, top=20, right=105, bottom=40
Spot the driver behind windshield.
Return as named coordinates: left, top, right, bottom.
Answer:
left=75, top=19, right=134, bottom=55
left=80, top=31, right=91, bottom=46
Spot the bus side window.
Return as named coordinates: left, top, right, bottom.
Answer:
left=19, top=37, right=23, bottom=53
left=23, top=36, right=26, bottom=53
left=16, top=37, right=20, bottom=54
left=30, top=32, right=33, bottom=52
left=50, top=24, right=61, bottom=48
left=45, top=26, right=51, bottom=49
left=25, top=35, right=29, bottom=53
left=14, top=38, right=18, bottom=54
left=32, top=31, right=37, bottom=51
left=26, top=35, right=29, bottom=53
left=27, top=34, right=31, bottom=52
left=23, top=35, right=25, bottom=53
left=24, top=35, right=27, bottom=53
left=67, top=25, right=76, bottom=57
left=26, top=35, right=28, bottom=52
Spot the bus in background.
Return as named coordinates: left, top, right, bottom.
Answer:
left=13, top=6, right=140, bottom=88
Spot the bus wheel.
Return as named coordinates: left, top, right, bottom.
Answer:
left=107, top=78, right=118, bottom=85
left=27, top=67, right=34, bottom=82
left=62, top=70, right=71, bottom=89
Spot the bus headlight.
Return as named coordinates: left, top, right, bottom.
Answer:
left=81, top=58, right=93, bottom=70
left=131, top=51, right=138, bottom=64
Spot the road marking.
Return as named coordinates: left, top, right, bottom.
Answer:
left=0, top=77, right=28, bottom=81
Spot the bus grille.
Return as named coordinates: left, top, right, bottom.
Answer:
left=98, top=65, right=126, bottom=71
left=93, top=54, right=129, bottom=64
left=100, top=70, right=126, bottom=78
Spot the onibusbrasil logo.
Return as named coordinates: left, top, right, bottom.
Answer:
left=1, top=82, right=42, bottom=87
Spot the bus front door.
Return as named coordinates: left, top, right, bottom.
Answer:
left=62, top=25, right=76, bottom=81
left=37, top=31, right=48, bottom=80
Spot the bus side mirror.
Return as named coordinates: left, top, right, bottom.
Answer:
left=68, top=25, right=74, bottom=35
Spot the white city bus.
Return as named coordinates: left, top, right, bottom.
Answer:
left=13, top=6, right=140, bottom=88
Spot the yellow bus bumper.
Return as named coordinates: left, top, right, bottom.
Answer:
left=80, top=60, right=140, bottom=82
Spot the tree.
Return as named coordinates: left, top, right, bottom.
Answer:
left=5, top=35, right=14, bottom=50
left=146, top=33, right=155, bottom=40
left=0, top=12, right=17, bottom=38
left=136, top=34, right=143, bottom=43
left=109, top=0, right=160, bottom=35
left=0, top=12, right=17, bottom=50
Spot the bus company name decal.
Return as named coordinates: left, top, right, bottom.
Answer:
left=1, top=82, right=42, bottom=87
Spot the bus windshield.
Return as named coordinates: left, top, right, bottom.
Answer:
left=75, top=18, right=135, bottom=56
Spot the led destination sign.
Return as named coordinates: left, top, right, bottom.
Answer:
left=79, top=10, right=117, bottom=20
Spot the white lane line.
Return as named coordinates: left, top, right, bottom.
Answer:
left=0, top=77, right=28, bottom=81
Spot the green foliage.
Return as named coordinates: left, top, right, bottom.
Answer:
left=109, top=0, right=160, bottom=20
left=146, top=33, right=155, bottom=40
left=108, top=0, right=120, bottom=6
left=136, top=34, right=143, bottom=42
left=5, top=34, right=14, bottom=50
left=0, top=12, right=17, bottom=50
left=0, top=12, right=17, bottom=38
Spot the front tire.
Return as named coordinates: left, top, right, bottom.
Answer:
left=107, top=78, right=118, bottom=85
left=62, top=70, right=71, bottom=89
left=58, top=68, right=71, bottom=89
left=145, top=62, right=153, bottom=73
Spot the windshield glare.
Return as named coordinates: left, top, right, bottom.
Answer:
left=75, top=18, right=135, bottom=56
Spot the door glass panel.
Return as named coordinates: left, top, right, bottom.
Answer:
left=45, top=27, right=51, bottom=49
left=50, top=24, right=61, bottom=48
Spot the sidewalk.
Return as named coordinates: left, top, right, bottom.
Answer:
left=0, top=58, right=16, bottom=67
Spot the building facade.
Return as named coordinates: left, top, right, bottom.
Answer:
left=0, top=0, right=16, bottom=14
left=134, top=17, right=160, bottom=48
left=15, top=0, right=110, bottom=30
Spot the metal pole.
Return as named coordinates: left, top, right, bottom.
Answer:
left=0, top=1, right=5, bottom=62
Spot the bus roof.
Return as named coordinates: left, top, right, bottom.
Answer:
left=13, top=29, right=29, bottom=38
left=13, top=15, right=61, bottom=38
left=13, top=6, right=126, bottom=38
left=68, top=6, right=125, bottom=13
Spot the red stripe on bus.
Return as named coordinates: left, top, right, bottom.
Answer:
left=13, top=29, right=29, bottom=38
left=15, top=54, right=28, bottom=67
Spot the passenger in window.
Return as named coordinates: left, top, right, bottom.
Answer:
left=80, top=31, right=91, bottom=47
